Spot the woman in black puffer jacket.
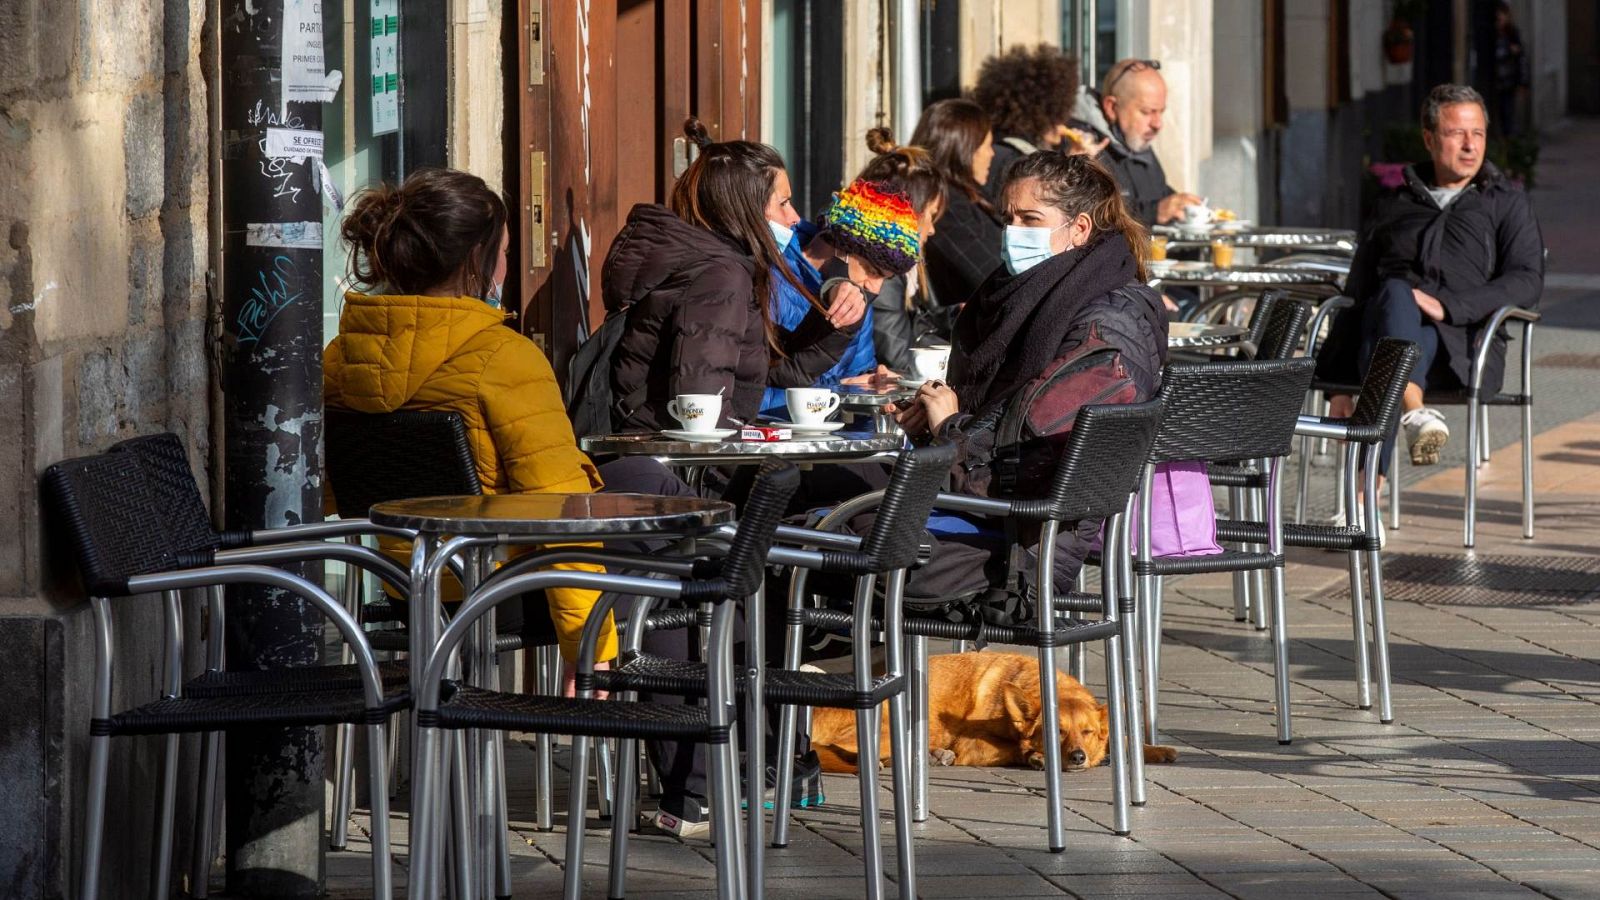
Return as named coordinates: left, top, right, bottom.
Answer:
left=604, top=120, right=862, bottom=432
left=889, top=151, right=1167, bottom=603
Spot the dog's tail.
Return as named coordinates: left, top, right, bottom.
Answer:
left=814, top=743, right=860, bottom=774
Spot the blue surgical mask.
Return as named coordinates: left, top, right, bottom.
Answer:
left=485, top=280, right=503, bottom=310
left=767, top=219, right=795, bottom=251
left=1002, top=223, right=1070, bottom=275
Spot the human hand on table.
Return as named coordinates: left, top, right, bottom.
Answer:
left=887, top=379, right=959, bottom=437
left=1411, top=288, right=1445, bottom=322
left=561, top=659, right=611, bottom=700
left=1156, top=192, right=1205, bottom=225
left=840, top=364, right=902, bottom=387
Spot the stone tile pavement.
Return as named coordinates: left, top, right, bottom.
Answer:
left=320, top=123, right=1600, bottom=899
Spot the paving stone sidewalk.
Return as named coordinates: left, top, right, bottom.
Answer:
left=323, top=122, right=1600, bottom=899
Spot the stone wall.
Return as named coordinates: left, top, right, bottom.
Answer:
left=0, top=0, right=212, bottom=896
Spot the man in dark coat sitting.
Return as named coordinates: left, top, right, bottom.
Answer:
left=1318, top=83, right=1543, bottom=469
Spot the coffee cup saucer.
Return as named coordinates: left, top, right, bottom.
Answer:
left=772, top=420, right=847, bottom=434
left=661, top=427, right=737, bottom=442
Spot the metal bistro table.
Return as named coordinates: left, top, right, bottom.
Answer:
left=1152, top=262, right=1344, bottom=291
left=581, top=430, right=904, bottom=474
left=1168, top=321, right=1251, bottom=351
left=1155, top=224, right=1358, bottom=254
left=368, top=492, right=736, bottom=900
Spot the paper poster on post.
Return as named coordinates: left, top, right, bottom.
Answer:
left=370, top=0, right=400, bottom=136
left=283, top=0, right=343, bottom=112
left=265, top=127, right=325, bottom=160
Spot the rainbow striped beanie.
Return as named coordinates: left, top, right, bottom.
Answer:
left=819, top=180, right=921, bottom=276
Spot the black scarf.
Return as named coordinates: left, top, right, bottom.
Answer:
left=948, top=233, right=1139, bottom=416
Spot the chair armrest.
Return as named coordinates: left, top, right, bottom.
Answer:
left=1470, top=306, right=1541, bottom=391
left=248, top=518, right=418, bottom=545
left=932, top=492, right=1015, bottom=517
left=1295, top=415, right=1354, bottom=441
left=209, top=541, right=411, bottom=596
left=773, top=524, right=865, bottom=551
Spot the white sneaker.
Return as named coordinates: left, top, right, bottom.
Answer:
left=1329, top=504, right=1387, bottom=549
left=1401, top=407, right=1450, bottom=465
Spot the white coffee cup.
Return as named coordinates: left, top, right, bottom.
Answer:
left=667, top=393, right=722, bottom=433
left=1183, top=203, right=1214, bottom=225
left=911, top=346, right=950, bottom=383
left=785, top=387, right=841, bottom=426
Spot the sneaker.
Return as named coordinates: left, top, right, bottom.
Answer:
left=652, top=792, right=711, bottom=840
left=1329, top=504, right=1387, bottom=549
left=1401, top=407, right=1450, bottom=465
left=761, top=750, right=826, bottom=810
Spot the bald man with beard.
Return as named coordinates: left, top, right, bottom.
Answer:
left=1069, top=58, right=1202, bottom=227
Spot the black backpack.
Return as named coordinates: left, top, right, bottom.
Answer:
left=563, top=313, right=640, bottom=437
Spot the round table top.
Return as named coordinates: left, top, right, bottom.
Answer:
left=836, top=384, right=915, bottom=408
left=1167, top=321, right=1251, bottom=349
left=1156, top=223, right=1358, bottom=251
left=581, top=431, right=903, bottom=463
left=369, top=492, right=736, bottom=536
left=1150, top=263, right=1343, bottom=288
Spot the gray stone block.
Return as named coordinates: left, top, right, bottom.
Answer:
left=123, top=91, right=164, bottom=220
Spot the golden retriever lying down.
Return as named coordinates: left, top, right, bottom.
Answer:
left=810, top=651, right=1179, bottom=773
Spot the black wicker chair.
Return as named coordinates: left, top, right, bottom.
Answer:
left=42, top=450, right=398, bottom=900
left=409, top=460, right=802, bottom=900
left=554, top=443, right=954, bottom=900
left=792, top=401, right=1164, bottom=851
left=1267, top=338, right=1419, bottom=724
left=106, top=432, right=413, bottom=896
left=1300, top=302, right=1540, bottom=547
left=1136, top=359, right=1315, bottom=746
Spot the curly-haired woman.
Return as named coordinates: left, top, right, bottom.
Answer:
left=970, top=44, right=1102, bottom=204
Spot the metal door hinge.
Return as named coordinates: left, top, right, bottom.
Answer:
left=527, top=150, right=548, bottom=270
left=529, top=8, right=545, bottom=85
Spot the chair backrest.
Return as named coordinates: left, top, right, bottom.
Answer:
left=108, top=433, right=220, bottom=554
left=1245, top=291, right=1283, bottom=349
left=1254, top=293, right=1313, bottom=361
left=1149, top=358, right=1316, bottom=463
left=717, top=460, right=802, bottom=601
left=324, top=409, right=482, bottom=518
left=41, top=452, right=178, bottom=597
left=1025, top=399, right=1164, bottom=521
left=1349, top=338, right=1421, bottom=438
left=860, top=442, right=958, bottom=571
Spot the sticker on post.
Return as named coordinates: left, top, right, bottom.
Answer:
left=246, top=222, right=324, bottom=250
left=265, top=127, right=324, bottom=160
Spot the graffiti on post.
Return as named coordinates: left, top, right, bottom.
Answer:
left=237, top=255, right=302, bottom=346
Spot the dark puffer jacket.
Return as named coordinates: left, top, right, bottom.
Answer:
left=1317, top=161, right=1544, bottom=395
left=922, top=187, right=1005, bottom=307
left=603, top=204, right=764, bottom=430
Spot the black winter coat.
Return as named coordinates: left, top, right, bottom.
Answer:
left=1097, top=136, right=1174, bottom=229
left=922, top=187, right=1004, bottom=307
left=1317, top=161, right=1543, bottom=395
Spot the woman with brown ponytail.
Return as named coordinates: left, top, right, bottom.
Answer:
left=325, top=167, right=699, bottom=679
left=604, top=119, right=864, bottom=431
left=886, top=151, right=1168, bottom=601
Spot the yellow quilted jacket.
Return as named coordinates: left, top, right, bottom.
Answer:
left=324, top=292, right=615, bottom=661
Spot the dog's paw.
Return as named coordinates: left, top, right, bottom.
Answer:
left=928, top=748, right=956, bottom=767
left=1143, top=744, right=1179, bottom=764
left=1026, top=751, right=1046, bottom=770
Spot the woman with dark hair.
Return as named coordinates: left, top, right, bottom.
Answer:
left=912, top=98, right=1005, bottom=307
left=887, top=151, right=1167, bottom=601
left=970, top=44, right=1097, bottom=205
left=605, top=119, right=863, bottom=431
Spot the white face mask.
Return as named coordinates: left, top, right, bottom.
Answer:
left=767, top=219, right=795, bottom=251
left=1002, top=222, right=1071, bottom=275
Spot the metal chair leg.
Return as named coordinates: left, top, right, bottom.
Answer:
left=1228, top=487, right=1249, bottom=622
left=191, top=731, right=221, bottom=898
left=1390, top=439, right=1401, bottom=530
left=1465, top=391, right=1480, bottom=547
left=1363, top=447, right=1396, bottom=725
left=154, top=732, right=180, bottom=899
left=1114, top=505, right=1148, bottom=807
left=1523, top=397, right=1535, bottom=539
left=331, top=721, right=357, bottom=850
left=450, top=730, right=476, bottom=900
left=771, top=575, right=810, bottom=848
left=1248, top=479, right=1270, bottom=631
left=563, top=735, right=593, bottom=900
left=887, top=690, right=917, bottom=900
left=608, top=737, right=640, bottom=900
left=81, top=732, right=112, bottom=900
left=1037, top=643, right=1067, bottom=852
left=1105, top=629, right=1132, bottom=836
left=1267, top=462, right=1293, bottom=745
left=707, top=735, right=746, bottom=900
left=1480, top=402, right=1492, bottom=464
left=535, top=646, right=555, bottom=831
left=1343, top=443, right=1372, bottom=710
left=855, top=705, right=886, bottom=899
left=596, top=739, right=615, bottom=820
left=494, top=734, right=513, bottom=899
left=910, top=635, right=930, bottom=822
left=367, top=722, right=394, bottom=900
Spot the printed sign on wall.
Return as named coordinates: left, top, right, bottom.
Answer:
left=370, top=0, right=400, bottom=136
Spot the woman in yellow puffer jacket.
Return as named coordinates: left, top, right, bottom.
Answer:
left=324, top=167, right=616, bottom=667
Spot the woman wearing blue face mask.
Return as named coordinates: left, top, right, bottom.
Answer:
left=882, top=151, right=1167, bottom=602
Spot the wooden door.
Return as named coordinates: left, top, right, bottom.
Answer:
left=512, top=0, right=761, bottom=375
